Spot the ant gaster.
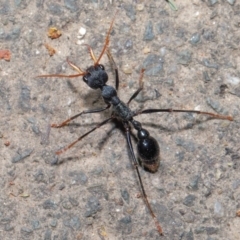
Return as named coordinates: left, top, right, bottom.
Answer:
left=38, top=13, right=233, bottom=236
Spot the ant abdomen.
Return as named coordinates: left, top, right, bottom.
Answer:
left=137, top=128, right=160, bottom=173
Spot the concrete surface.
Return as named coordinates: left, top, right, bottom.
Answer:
left=0, top=1, right=240, bottom=240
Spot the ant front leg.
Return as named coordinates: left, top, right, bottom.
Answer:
left=51, top=103, right=111, bottom=128
left=124, top=121, right=163, bottom=235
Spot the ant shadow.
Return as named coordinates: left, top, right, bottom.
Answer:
left=54, top=107, right=216, bottom=167
left=67, top=80, right=104, bottom=108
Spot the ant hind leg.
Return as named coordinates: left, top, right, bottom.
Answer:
left=134, top=108, right=233, bottom=121
left=124, top=122, right=163, bottom=235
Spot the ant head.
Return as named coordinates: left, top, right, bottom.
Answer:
left=83, top=64, right=108, bottom=89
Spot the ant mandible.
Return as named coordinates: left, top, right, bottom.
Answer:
left=37, top=12, right=233, bottom=236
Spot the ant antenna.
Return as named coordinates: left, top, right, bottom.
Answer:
left=37, top=58, right=86, bottom=79
left=95, top=11, right=118, bottom=65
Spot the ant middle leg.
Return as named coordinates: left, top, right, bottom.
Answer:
left=127, top=69, right=145, bottom=105
left=106, top=48, right=119, bottom=91
left=51, top=103, right=111, bottom=128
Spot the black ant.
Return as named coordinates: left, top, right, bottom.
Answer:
left=37, top=13, right=233, bottom=236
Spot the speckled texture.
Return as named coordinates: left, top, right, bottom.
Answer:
left=0, top=1, right=240, bottom=240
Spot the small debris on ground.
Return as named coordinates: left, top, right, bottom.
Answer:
left=47, top=27, right=62, bottom=39
left=44, top=43, right=56, bottom=56
left=0, top=49, right=11, bottom=61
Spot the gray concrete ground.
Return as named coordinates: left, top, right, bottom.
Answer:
left=0, top=1, right=240, bottom=240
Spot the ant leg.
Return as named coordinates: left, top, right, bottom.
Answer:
left=127, top=69, right=145, bottom=105
left=134, top=108, right=233, bottom=121
left=106, top=48, right=119, bottom=91
left=56, top=117, right=113, bottom=155
left=124, top=122, right=163, bottom=235
left=51, top=103, right=111, bottom=128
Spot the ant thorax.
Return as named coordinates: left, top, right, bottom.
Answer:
left=111, top=100, right=134, bottom=121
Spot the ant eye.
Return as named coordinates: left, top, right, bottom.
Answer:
left=99, top=64, right=105, bottom=70
left=83, top=76, right=88, bottom=82
left=83, top=73, right=91, bottom=83
left=83, top=75, right=89, bottom=83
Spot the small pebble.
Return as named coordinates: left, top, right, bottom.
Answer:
left=44, top=229, right=52, bottom=240
left=236, top=209, right=240, bottom=217
left=215, top=168, right=223, bottom=181
left=124, top=4, right=136, bottom=21
left=195, top=227, right=206, bottom=234
left=201, top=58, right=219, bottom=69
left=177, top=50, right=192, bottom=65
left=214, top=201, right=224, bottom=217
left=121, top=189, right=130, bottom=204
left=190, top=32, right=201, bottom=44
left=122, top=64, right=132, bottom=74
left=226, top=0, right=235, bottom=5
left=226, top=75, right=240, bottom=85
left=143, top=21, right=154, bottom=41
left=50, top=219, right=58, bottom=227
left=78, top=27, right=86, bottom=39
left=136, top=4, right=144, bottom=11
left=77, top=39, right=84, bottom=45
left=64, top=0, right=79, bottom=12
left=143, top=46, right=151, bottom=54
left=62, top=200, right=72, bottom=210
left=208, top=0, right=218, bottom=5
left=203, top=71, right=211, bottom=82
left=206, top=227, right=219, bottom=235
left=124, top=39, right=133, bottom=49
left=183, top=194, right=196, bottom=207
left=63, top=216, right=81, bottom=230
left=21, top=227, right=33, bottom=235
left=84, top=196, right=102, bottom=217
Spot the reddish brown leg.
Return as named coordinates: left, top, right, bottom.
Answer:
left=51, top=104, right=111, bottom=128
left=124, top=122, right=163, bottom=235
left=56, top=117, right=112, bottom=155
left=127, top=69, right=145, bottom=105
left=134, top=108, right=233, bottom=121
left=106, top=48, right=119, bottom=91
